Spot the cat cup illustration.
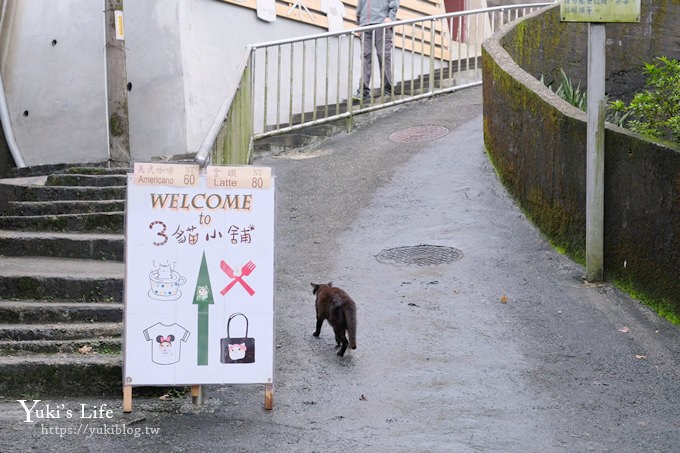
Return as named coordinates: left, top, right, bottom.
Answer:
left=149, top=260, right=186, bottom=300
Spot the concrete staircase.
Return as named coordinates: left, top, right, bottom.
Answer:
left=0, top=166, right=126, bottom=397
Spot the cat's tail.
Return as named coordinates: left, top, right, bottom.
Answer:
left=346, top=307, right=357, bottom=350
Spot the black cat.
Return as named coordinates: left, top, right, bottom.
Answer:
left=311, top=282, right=357, bottom=356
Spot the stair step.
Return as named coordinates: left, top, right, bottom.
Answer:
left=254, top=133, right=319, bottom=155
left=0, top=322, right=121, bottom=341
left=21, top=185, right=126, bottom=202
left=45, top=174, right=127, bottom=187
left=8, top=162, right=123, bottom=178
left=0, top=337, right=120, bottom=355
left=0, top=230, right=124, bottom=260
left=0, top=256, right=124, bottom=301
left=0, top=166, right=132, bottom=397
left=65, top=166, right=130, bottom=176
left=0, top=301, right=122, bottom=323
left=0, top=212, right=124, bottom=233
left=254, top=121, right=346, bottom=157
left=7, top=200, right=125, bottom=216
left=0, top=354, right=121, bottom=397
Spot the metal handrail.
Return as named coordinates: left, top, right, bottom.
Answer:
left=194, top=49, right=252, bottom=168
left=0, top=1, right=26, bottom=167
left=195, top=2, right=556, bottom=167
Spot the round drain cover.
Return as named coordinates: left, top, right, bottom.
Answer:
left=376, top=244, right=463, bottom=266
left=389, top=125, right=450, bottom=143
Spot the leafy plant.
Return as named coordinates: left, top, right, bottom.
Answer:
left=608, top=57, right=680, bottom=143
left=160, top=386, right=190, bottom=400
left=555, top=68, right=587, bottom=110
left=607, top=99, right=631, bottom=127
left=542, top=68, right=587, bottom=110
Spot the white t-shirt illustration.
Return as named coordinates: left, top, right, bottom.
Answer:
left=143, top=322, right=190, bottom=365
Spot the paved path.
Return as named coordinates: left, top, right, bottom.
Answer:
left=2, top=86, right=679, bottom=452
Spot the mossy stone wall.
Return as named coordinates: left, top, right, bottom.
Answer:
left=505, top=2, right=680, bottom=100
left=482, top=3, right=680, bottom=314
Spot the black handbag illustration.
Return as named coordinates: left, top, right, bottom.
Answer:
left=220, top=313, right=255, bottom=364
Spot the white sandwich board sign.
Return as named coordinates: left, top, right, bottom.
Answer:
left=123, top=163, right=274, bottom=401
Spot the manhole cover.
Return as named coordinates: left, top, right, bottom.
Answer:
left=389, top=125, right=450, bottom=143
left=376, top=244, right=463, bottom=266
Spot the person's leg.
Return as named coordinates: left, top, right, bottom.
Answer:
left=383, top=26, right=393, bottom=94
left=374, top=26, right=393, bottom=95
left=361, top=30, right=374, bottom=97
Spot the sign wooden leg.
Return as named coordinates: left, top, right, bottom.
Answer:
left=123, top=385, right=132, bottom=413
left=191, top=385, right=203, bottom=406
left=264, top=383, right=274, bottom=410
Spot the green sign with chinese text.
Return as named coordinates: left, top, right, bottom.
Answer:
left=561, top=0, right=640, bottom=23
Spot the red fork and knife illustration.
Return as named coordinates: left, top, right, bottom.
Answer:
left=220, top=260, right=256, bottom=296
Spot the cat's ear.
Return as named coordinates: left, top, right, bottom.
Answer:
left=311, top=283, right=319, bottom=294
left=328, top=281, right=333, bottom=287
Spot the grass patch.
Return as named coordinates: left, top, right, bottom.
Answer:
left=611, top=279, right=680, bottom=325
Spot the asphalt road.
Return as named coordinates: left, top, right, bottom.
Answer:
left=2, top=87, right=679, bottom=453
